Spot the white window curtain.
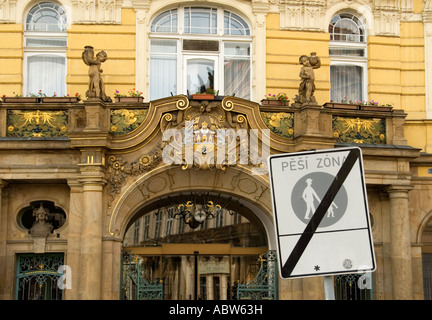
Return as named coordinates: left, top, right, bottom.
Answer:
left=150, top=40, right=177, bottom=100
left=27, top=54, right=66, bottom=96
left=330, top=65, right=363, bottom=103
left=224, top=43, right=251, bottom=99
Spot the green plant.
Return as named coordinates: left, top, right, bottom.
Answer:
left=204, top=86, right=218, bottom=95
left=128, top=88, right=143, bottom=97
left=333, top=98, right=393, bottom=107
left=266, top=92, right=288, bottom=103
left=114, top=90, right=125, bottom=98
left=66, top=93, right=81, bottom=100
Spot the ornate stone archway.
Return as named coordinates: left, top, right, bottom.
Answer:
left=107, top=164, right=275, bottom=243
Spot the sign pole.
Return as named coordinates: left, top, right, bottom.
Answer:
left=323, top=276, right=335, bottom=300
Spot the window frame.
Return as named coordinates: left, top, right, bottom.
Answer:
left=23, top=2, right=68, bottom=97
left=148, top=6, right=252, bottom=100
left=329, top=13, right=368, bottom=103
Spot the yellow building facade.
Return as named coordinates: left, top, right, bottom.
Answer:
left=0, top=0, right=432, bottom=300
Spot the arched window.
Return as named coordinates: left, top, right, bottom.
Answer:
left=329, top=13, right=365, bottom=42
left=329, top=13, right=367, bottom=103
left=26, top=2, right=67, bottom=32
left=23, top=2, right=67, bottom=97
left=149, top=6, right=252, bottom=100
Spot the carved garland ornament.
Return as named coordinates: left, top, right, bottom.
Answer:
left=107, top=144, right=164, bottom=207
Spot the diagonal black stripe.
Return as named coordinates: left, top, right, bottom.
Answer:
left=281, top=148, right=360, bottom=278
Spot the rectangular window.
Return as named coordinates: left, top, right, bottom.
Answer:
left=166, top=208, right=174, bottom=236
left=150, top=39, right=177, bottom=100
left=25, top=37, right=67, bottom=47
left=216, top=211, right=224, bottom=228
left=177, top=214, right=184, bottom=234
left=26, top=54, right=66, bottom=97
left=144, top=214, right=150, bottom=241
left=154, top=210, right=162, bottom=238
left=224, top=42, right=251, bottom=99
left=329, top=48, right=365, bottom=57
left=330, top=65, right=363, bottom=103
left=133, top=220, right=140, bottom=244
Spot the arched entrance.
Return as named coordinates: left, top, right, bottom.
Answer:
left=108, top=165, right=277, bottom=300
left=420, top=212, right=432, bottom=300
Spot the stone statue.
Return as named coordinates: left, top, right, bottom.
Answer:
left=294, top=52, right=321, bottom=106
left=82, top=46, right=111, bottom=102
left=30, top=203, right=53, bottom=237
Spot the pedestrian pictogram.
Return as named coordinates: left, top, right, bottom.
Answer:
left=268, top=147, right=376, bottom=279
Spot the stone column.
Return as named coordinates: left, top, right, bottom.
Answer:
left=65, top=180, right=83, bottom=300
left=302, top=277, right=324, bottom=300
left=206, top=275, right=213, bottom=300
left=101, top=238, right=122, bottom=300
left=385, top=185, right=413, bottom=299
left=78, top=177, right=106, bottom=300
left=220, top=274, right=228, bottom=300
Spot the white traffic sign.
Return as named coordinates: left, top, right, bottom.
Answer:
left=268, top=147, right=376, bottom=279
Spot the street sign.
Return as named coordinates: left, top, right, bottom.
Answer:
left=268, top=147, right=376, bottom=279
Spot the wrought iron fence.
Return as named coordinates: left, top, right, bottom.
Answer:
left=236, top=250, right=278, bottom=300
left=15, top=253, right=64, bottom=300
left=121, top=251, right=164, bottom=300
left=334, top=273, right=373, bottom=300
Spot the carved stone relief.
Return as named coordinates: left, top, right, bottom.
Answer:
left=72, top=0, right=122, bottom=24
left=278, top=0, right=417, bottom=36
left=0, top=0, right=16, bottom=23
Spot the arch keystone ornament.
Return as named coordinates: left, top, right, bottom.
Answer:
left=268, top=147, right=376, bottom=280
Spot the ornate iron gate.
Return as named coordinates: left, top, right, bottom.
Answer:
left=236, top=250, right=278, bottom=300
left=334, top=273, right=373, bottom=300
left=121, top=251, right=164, bottom=300
left=15, top=253, right=64, bottom=300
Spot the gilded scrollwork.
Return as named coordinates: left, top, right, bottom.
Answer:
left=261, top=112, right=294, bottom=138
left=7, top=109, right=68, bottom=138
left=107, top=144, right=164, bottom=207
left=160, top=99, right=252, bottom=171
left=332, top=116, right=386, bottom=144
left=110, top=108, right=147, bottom=135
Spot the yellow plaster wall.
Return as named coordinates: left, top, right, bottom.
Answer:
left=265, top=13, right=330, bottom=104
left=0, top=25, right=23, bottom=96
left=368, top=36, right=401, bottom=109
left=0, top=8, right=137, bottom=98
left=67, top=8, right=137, bottom=99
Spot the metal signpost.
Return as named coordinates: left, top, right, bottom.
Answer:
left=268, top=147, right=376, bottom=299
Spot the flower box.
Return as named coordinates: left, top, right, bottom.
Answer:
left=192, top=94, right=215, bottom=100
left=1, top=97, right=40, bottom=103
left=41, top=97, right=80, bottom=103
left=261, top=99, right=289, bottom=106
left=115, top=96, right=144, bottom=103
left=360, top=105, right=392, bottom=112
left=323, top=102, right=359, bottom=110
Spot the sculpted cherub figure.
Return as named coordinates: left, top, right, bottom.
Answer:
left=294, top=52, right=321, bottom=106
left=82, top=46, right=111, bottom=102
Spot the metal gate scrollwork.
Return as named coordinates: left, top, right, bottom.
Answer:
left=15, top=253, right=64, bottom=300
left=121, top=250, right=164, bottom=300
left=236, top=250, right=278, bottom=300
